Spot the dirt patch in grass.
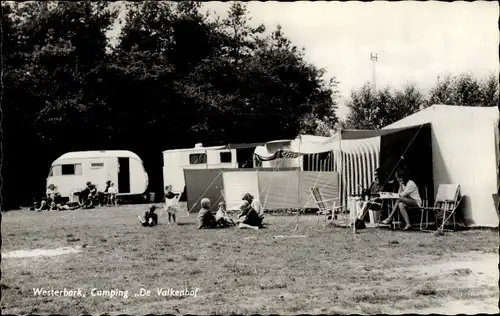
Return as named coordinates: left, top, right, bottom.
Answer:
left=1, top=205, right=498, bottom=314
left=2, top=246, right=83, bottom=258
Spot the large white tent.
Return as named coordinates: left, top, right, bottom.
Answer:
left=383, top=104, right=499, bottom=228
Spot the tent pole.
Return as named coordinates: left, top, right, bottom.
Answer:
left=298, top=135, right=301, bottom=210
left=339, top=130, right=354, bottom=234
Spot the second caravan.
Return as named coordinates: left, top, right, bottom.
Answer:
left=162, top=143, right=239, bottom=194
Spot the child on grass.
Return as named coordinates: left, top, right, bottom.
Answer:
left=198, top=198, right=216, bottom=229
left=164, top=185, right=180, bottom=225
left=108, top=183, right=118, bottom=206
left=215, top=201, right=235, bottom=228
left=138, top=205, right=158, bottom=227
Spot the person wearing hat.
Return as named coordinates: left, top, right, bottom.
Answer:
left=138, top=205, right=158, bottom=227
left=236, top=193, right=264, bottom=230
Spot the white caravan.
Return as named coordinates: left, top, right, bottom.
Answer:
left=47, top=150, right=149, bottom=199
left=162, top=143, right=239, bottom=194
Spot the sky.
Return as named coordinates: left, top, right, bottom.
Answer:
left=109, top=1, right=499, bottom=118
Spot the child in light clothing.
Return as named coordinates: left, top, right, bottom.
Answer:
left=215, top=201, right=235, bottom=227
left=164, top=185, right=180, bottom=225
left=108, top=183, right=118, bottom=206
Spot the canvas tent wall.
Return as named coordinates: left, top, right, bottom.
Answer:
left=383, top=104, right=499, bottom=228
left=184, top=168, right=225, bottom=213
left=256, top=128, right=432, bottom=210
left=184, top=168, right=340, bottom=212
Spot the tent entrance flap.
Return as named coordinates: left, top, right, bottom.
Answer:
left=380, top=123, right=434, bottom=205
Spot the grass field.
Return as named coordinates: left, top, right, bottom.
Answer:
left=1, top=204, right=499, bottom=315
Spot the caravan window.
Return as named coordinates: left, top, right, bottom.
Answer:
left=220, top=152, right=232, bottom=163
left=60, top=163, right=83, bottom=175
left=49, top=165, right=62, bottom=177
left=189, top=153, right=207, bottom=164
left=91, top=162, right=104, bottom=168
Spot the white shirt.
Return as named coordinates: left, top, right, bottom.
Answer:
left=215, top=208, right=227, bottom=221
left=251, top=199, right=264, bottom=216
left=108, top=187, right=117, bottom=194
left=399, top=180, right=422, bottom=206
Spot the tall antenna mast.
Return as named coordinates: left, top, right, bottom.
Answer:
left=370, top=52, right=378, bottom=91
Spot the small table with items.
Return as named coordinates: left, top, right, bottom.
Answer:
left=377, top=192, right=402, bottom=229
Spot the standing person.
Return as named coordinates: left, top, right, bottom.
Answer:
left=102, top=180, right=112, bottom=205
left=138, top=205, right=158, bottom=227
left=107, top=182, right=118, bottom=206
left=164, top=185, right=180, bottom=225
left=381, top=170, right=422, bottom=230
left=198, top=198, right=216, bottom=229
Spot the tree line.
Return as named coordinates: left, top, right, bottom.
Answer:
left=1, top=1, right=498, bottom=209
left=1, top=1, right=339, bottom=209
left=342, top=73, right=499, bottom=130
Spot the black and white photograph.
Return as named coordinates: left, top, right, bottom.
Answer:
left=1, top=0, right=499, bottom=314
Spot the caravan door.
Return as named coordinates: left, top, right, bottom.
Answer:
left=118, top=157, right=131, bottom=194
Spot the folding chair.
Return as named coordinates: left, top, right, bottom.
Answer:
left=420, top=184, right=462, bottom=232
left=311, top=187, right=345, bottom=225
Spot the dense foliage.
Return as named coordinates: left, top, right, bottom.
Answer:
left=1, top=1, right=339, bottom=208
left=343, top=74, right=498, bottom=129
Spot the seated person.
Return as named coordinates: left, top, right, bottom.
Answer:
left=236, top=193, right=263, bottom=230
left=382, top=170, right=422, bottom=230
left=49, top=202, right=60, bottom=211
left=215, top=201, right=235, bottom=228
left=46, top=184, right=61, bottom=204
left=80, top=182, right=98, bottom=208
left=35, top=200, right=50, bottom=212
left=198, top=198, right=216, bottom=229
left=356, top=168, right=384, bottom=222
left=101, top=180, right=112, bottom=205
left=138, top=205, right=158, bottom=227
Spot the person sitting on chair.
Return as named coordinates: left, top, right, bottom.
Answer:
left=381, top=170, right=422, bottom=230
left=101, top=180, right=111, bottom=205
left=198, top=198, right=216, bottom=229
left=356, top=168, right=384, bottom=224
left=215, top=201, right=235, bottom=228
left=236, top=193, right=264, bottom=230
left=138, top=205, right=158, bottom=227
left=46, top=184, right=61, bottom=204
